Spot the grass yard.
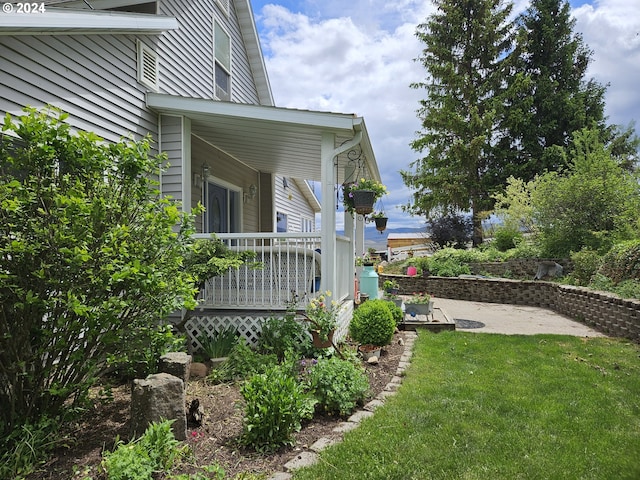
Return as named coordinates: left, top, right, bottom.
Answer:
left=292, top=332, right=640, bottom=480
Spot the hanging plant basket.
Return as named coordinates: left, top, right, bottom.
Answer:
left=352, top=190, right=376, bottom=214
left=374, top=216, right=388, bottom=232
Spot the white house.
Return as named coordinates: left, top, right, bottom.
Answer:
left=0, top=0, right=381, bottom=345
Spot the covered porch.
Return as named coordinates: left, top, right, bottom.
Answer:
left=147, top=93, right=380, bottom=345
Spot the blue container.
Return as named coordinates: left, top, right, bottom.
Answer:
left=359, top=265, right=379, bottom=300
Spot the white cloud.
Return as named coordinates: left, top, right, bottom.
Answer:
left=572, top=0, right=640, bottom=128
left=255, top=0, right=639, bottom=232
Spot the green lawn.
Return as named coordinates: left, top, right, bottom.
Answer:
left=292, top=332, right=640, bottom=480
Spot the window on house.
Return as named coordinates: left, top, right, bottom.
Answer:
left=277, top=212, right=288, bottom=233
left=204, top=180, right=240, bottom=233
left=301, top=216, right=314, bottom=232
left=214, top=21, right=231, bottom=100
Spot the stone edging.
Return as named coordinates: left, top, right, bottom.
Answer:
left=267, top=331, right=418, bottom=479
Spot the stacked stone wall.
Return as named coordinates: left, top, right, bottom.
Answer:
left=380, top=274, right=640, bottom=342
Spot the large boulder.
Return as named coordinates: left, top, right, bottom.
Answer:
left=131, top=373, right=186, bottom=440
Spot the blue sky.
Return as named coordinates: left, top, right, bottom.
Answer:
left=248, top=0, right=640, bottom=230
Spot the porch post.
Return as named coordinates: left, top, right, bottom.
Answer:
left=344, top=210, right=355, bottom=299
left=320, top=132, right=337, bottom=295
left=355, top=214, right=365, bottom=260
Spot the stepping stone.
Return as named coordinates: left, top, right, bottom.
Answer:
left=267, top=473, right=292, bottom=480
left=310, top=436, right=340, bottom=452
left=364, top=399, right=385, bottom=411
left=284, top=451, right=319, bottom=471
left=348, top=410, right=374, bottom=423
left=333, top=421, right=358, bottom=433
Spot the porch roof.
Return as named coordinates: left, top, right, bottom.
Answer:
left=146, top=93, right=380, bottom=184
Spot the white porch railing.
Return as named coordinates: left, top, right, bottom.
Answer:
left=193, top=233, right=352, bottom=309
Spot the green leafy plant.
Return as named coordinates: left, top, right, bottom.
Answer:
left=385, top=301, right=404, bottom=327
left=198, top=326, right=239, bottom=360
left=306, top=356, right=370, bottom=416
left=101, top=420, right=186, bottom=480
left=369, top=211, right=387, bottom=219
left=257, top=304, right=311, bottom=361
left=0, top=106, right=204, bottom=434
left=0, top=416, right=64, bottom=479
left=569, top=248, right=603, bottom=286
left=240, top=364, right=315, bottom=452
left=209, top=343, right=278, bottom=383
left=349, top=299, right=395, bottom=347
left=108, top=324, right=187, bottom=381
left=406, top=292, right=431, bottom=304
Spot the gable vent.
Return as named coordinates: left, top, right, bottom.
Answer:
left=137, top=41, right=159, bottom=91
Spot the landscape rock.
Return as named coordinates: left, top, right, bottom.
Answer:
left=131, top=373, right=186, bottom=440
left=159, top=352, right=191, bottom=383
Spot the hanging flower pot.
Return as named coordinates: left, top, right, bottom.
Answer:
left=374, top=216, right=388, bottom=232
left=342, top=179, right=387, bottom=215
left=352, top=189, right=376, bottom=214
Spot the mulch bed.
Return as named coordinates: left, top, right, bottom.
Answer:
left=27, top=331, right=407, bottom=479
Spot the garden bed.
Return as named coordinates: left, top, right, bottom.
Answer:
left=27, top=332, right=407, bottom=479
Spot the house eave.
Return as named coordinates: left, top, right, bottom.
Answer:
left=147, top=93, right=380, bottom=184
left=0, top=9, right=178, bottom=35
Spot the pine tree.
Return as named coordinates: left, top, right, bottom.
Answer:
left=402, top=0, right=515, bottom=246
left=499, top=0, right=607, bottom=179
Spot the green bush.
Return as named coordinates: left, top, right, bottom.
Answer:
left=101, top=420, right=185, bottom=480
left=240, top=364, right=315, bottom=452
left=256, top=311, right=311, bottom=361
left=108, top=324, right=187, bottom=381
left=569, top=248, right=603, bottom=286
left=349, top=300, right=395, bottom=346
left=386, top=301, right=404, bottom=327
left=598, top=240, right=640, bottom=284
left=589, top=274, right=640, bottom=300
left=492, top=225, right=524, bottom=252
left=306, top=357, right=370, bottom=416
left=209, top=343, right=278, bottom=383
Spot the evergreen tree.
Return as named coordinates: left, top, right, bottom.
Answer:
left=499, top=0, right=608, bottom=179
left=402, top=0, right=515, bottom=246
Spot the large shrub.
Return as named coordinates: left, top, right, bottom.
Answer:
left=428, top=213, right=473, bottom=249
left=598, top=240, right=640, bottom=284
left=349, top=299, right=395, bottom=346
left=0, top=107, right=197, bottom=434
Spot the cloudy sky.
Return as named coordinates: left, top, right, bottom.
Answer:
left=249, top=0, right=640, bottom=230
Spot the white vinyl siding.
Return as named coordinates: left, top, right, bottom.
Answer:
left=191, top=135, right=259, bottom=233
left=274, top=176, right=317, bottom=233
left=0, top=33, right=156, bottom=143
left=158, top=114, right=184, bottom=202
left=157, top=0, right=260, bottom=104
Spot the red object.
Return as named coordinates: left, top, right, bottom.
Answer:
left=407, top=266, right=417, bottom=276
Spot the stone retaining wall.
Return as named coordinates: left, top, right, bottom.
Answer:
left=380, top=274, right=640, bottom=342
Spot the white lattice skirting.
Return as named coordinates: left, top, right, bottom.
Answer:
left=185, top=300, right=353, bottom=352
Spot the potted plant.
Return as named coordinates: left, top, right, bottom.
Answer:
left=343, top=178, right=387, bottom=215
left=303, top=291, right=338, bottom=348
left=369, top=211, right=388, bottom=232
left=382, top=279, right=400, bottom=296
left=404, top=292, right=434, bottom=318
left=349, top=299, right=395, bottom=360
